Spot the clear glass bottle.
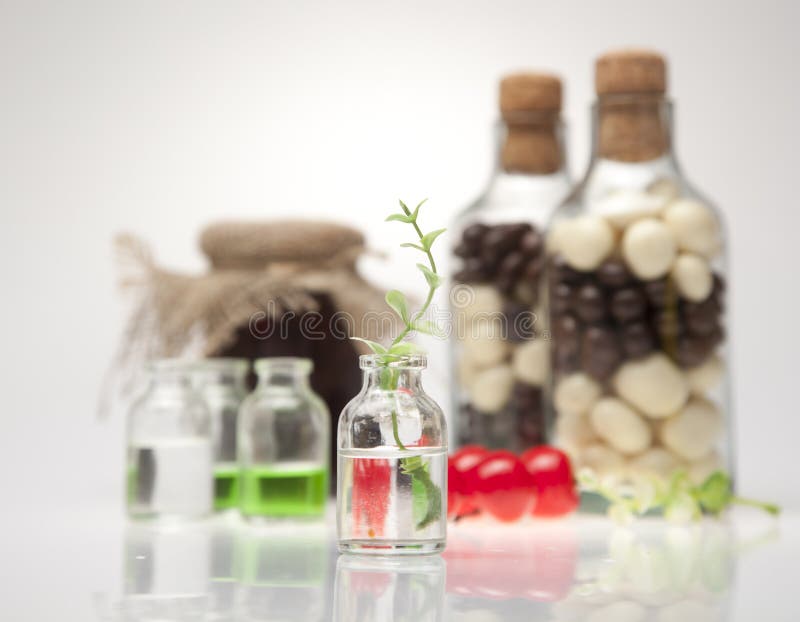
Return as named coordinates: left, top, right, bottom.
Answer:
left=126, top=359, right=213, bottom=520
left=451, top=72, right=570, bottom=452
left=192, top=358, right=249, bottom=511
left=238, top=357, right=330, bottom=519
left=546, top=50, right=730, bottom=496
left=337, top=354, right=447, bottom=555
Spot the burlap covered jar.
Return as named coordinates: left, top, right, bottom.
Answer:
left=113, top=219, right=396, bottom=485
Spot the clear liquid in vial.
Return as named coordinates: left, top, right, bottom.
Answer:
left=127, top=437, right=212, bottom=519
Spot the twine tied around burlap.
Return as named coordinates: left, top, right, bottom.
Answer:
left=100, top=220, right=397, bottom=416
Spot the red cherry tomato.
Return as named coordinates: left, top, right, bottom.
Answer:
left=449, top=445, right=490, bottom=518
left=520, top=445, right=579, bottom=517
left=470, top=450, right=534, bottom=522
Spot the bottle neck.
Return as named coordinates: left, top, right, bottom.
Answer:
left=197, top=374, right=247, bottom=395
left=256, top=368, right=310, bottom=391
left=498, top=113, right=566, bottom=176
left=361, top=367, right=424, bottom=394
left=148, top=372, right=192, bottom=393
left=592, top=94, right=675, bottom=164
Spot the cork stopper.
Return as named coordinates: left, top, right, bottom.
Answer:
left=500, top=73, right=562, bottom=117
left=595, top=49, right=666, bottom=96
left=498, top=72, right=563, bottom=174
left=594, top=49, right=669, bottom=162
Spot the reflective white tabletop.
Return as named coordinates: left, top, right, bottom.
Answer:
left=3, top=504, right=797, bottom=620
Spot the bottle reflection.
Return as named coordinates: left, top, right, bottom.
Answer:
left=235, top=523, right=329, bottom=621
left=121, top=521, right=212, bottom=621
left=551, top=521, right=735, bottom=621
left=209, top=517, right=240, bottom=621
left=333, top=554, right=446, bottom=622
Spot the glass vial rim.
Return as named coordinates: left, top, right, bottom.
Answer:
left=254, top=356, right=313, bottom=376
left=359, top=353, right=427, bottom=370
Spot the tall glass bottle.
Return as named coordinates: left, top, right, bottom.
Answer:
left=337, top=354, right=447, bottom=555
left=126, top=359, right=213, bottom=520
left=546, top=50, right=730, bottom=495
left=238, top=358, right=330, bottom=519
left=451, top=72, right=570, bottom=451
left=192, top=358, right=249, bottom=511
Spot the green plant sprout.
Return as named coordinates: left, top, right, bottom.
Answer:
left=351, top=198, right=445, bottom=529
left=578, top=468, right=780, bottom=524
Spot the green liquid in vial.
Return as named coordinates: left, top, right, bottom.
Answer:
left=214, top=464, right=240, bottom=511
left=240, top=464, right=327, bottom=518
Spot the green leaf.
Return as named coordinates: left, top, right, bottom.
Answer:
left=411, top=198, right=428, bottom=221
left=411, top=473, right=428, bottom=527
left=386, top=213, right=414, bottom=223
left=420, top=228, right=446, bottom=251
left=416, top=263, right=442, bottom=290
left=388, top=341, right=424, bottom=356
left=385, top=289, right=409, bottom=322
left=400, top=242, right=426, bottom=252
left=695, top=471, right=732, bottom=515
left=398, top=199, right=412, bottom=216
left=412, top=319, right=445, bottom=339
left=349, top=337, right=388, bottom=355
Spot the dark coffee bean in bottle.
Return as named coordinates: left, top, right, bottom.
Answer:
left=551, top=283, right=574, bottom=316
left=499, top=251, right=526, bottom=280
left=480, top=246, right=503, bottom=276
left=517, top=413, right=544, bottom=446
left=644, top=279, right=670, bottom=307
left=684, top=307, right=718, bottom=336
left=519, top=230, right=543, bottom=257
left=484, top=223, right=530, bottom=256
left=462, top=223, right=490, bottom=249
left=620, top=322, right=656, bottom=359
left=675, top=335, right=712, bottom=368
left=453, top=242, right=474, bottom=259
left=581, top=326, right=622, bottom=380
left=610, top=287, right=647, bottom=323
left=553, top=314, right=580, bottom=355
left=550, top=254, right=584, bottom=284
left=596, top=259, right=633, bottom=288
left=523, top=254, right=545, bottom=282
left=575, top=283, right=608, bottom=324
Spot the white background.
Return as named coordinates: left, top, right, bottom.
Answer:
left=1, top=0, right=799, bottom=515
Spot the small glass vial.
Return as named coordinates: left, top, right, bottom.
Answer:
left=450, top=72, right=570, bottom=452
left=238, top=357, right=330, bottom=519
left=192, top=358, right=249, bottom=511
left=546, top=50, right=730, bottom=496
left=126, top=359, right=213, bottom=520
left=337, top=355, right=447, bottom=555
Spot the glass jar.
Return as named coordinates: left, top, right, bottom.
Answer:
left=546, top=50, right=730, bottom=496
left=451, top=73, right=570, bottom=452
left=126, top=359, right=213, bottom=520
left=337, top=354, right=447, bottom=555
left=192, top=358, right=249, bottom=511
left=238, top=357, right=330, bottom=519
